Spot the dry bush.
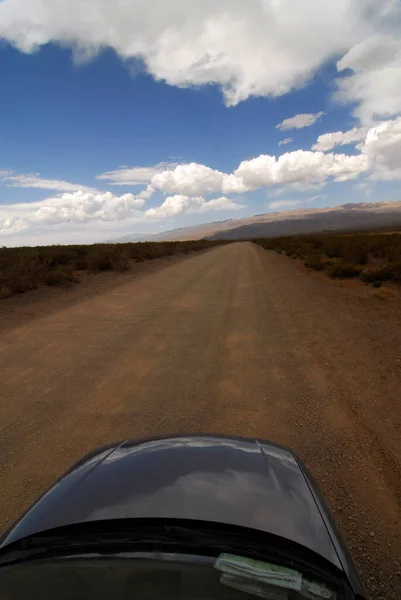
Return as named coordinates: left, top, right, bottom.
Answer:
left=0, top=251, right=49, bottom=297
left=253, top=232, right=401, bottom=286
left=325, top=262, right=362, bottom=278
left=361, top=263, right=401, bottom=284
left=0, top=239, right=227, bottom=299
left=43, top=267, right=77, bottom=287
left=304, top=255, right=326, bottom=271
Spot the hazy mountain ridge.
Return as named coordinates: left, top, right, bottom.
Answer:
left=112, top=201, right=401, bottom=243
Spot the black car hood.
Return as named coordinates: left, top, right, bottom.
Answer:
left=1, top=436, right=341, bottom=568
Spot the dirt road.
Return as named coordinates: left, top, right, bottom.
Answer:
left=1, top=242, right=400, bottom=598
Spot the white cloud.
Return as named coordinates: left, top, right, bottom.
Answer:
left=3, top=116, right=401, bottom=242
left=145, top=195, right=201, bottom=219
left=0, top=171, right=97, bottom=193
left=146, top=195, right=242, bottom=219
left=0, top=190, right=147, bottom=235
left=360, top=115, right=401, bottom=180
left=148, top=147, right=370, bottom=201
left=312, top=127, right=367, bottom=151
left=221, top=174, right=251, bottom=194
left=233, top=150, right=368, bottom=188
left=0, top=0, right=400, bottom=116
left=151, top=163, right=227, bottom=196
left=0, top=189, right=241, bottom=237
left=96, top=163, right=178, bottom=185
left=268, top=200, right=302, bottom=210
left=279, top=138, right=293, bottom=146
left=198, top=196, right=243, bottom=213
left=335, top=31, right=401, bottom=124
left=137, top=185, right=155, bottom=200
left=307, top=194, right=326, bottom=203
left=276, top=112, right=324, bottom=131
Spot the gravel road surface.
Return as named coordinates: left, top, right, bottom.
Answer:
left=1, top=242, right=400, bottom=598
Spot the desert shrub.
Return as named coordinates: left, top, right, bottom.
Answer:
left=384, top=243, right=401, bottom=262
left=304, top=256, right=325, bottom=271
left=73, top=248, right=89, bottom=270
left=361, top=263, right=401, bottom=284
left=44, top=267, right=77, bottom=286
left=0, top=252, right=49, bottom=296
left=323, top=240, right=346, bottom=258
left=40, top=247, right=80, bottom=267
left=325, top=262, right=362, bottom=278
left=0, top=239, right=227, bottom=299
left=343, top=246, right=368, bottom=265
left=112, top=250, right=130, bottom=272
left=74, top=257, right=89, bottom=270
left=87, top=248, right=114, bottom=271
left=253, top=232, right=401, bottom=286
left=87, top=246, right=130, bottom=272
left=391, top=263, right=401, bottom=282
left=361, top=266, right=393, bottom=283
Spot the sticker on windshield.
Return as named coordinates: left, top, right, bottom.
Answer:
left=214, top=553, right=302, bottom=591
left=301, top=578, right=335, bottom=599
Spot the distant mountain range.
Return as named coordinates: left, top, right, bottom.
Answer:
left=112, top=200, right=401, bottom=243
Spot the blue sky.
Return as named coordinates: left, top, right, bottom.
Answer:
left=1, top=0, right=400, bottom=246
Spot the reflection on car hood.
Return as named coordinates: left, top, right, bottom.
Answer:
left=1, top=435, right=341, bottom=567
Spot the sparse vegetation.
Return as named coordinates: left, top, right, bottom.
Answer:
left=253, top=232, right=401, bottom=286
left=0, top=240, right=228, bottom=299
left=325, top=262, right=362, bottom=279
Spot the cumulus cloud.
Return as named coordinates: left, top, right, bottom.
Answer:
left=311, top=116, right=401, bottom=179
left=150, top=149, right=369, bottom=200
left=360, top=115, right=401, bottom=180
left=0, top=0, right=400, bottom=116
left=137, top=185, right=156, bottom=200
left=0, top=190, right=147, bottom=235
left=146, top=195, right=242, bottom=219
left=335, top=31, right=401, bottom=123
left=0, top=189, right=241, bottom=236
left=276, top=112, right=324, bottom=131
left=279, top=138, right=293, bottom=146
left=96, top=163, right=178, bottom=185
left=151, top=163, right=226, bottom=196
left=198, top=196, right=243, bottom=213
left=312, top=127, right=367, bottom=151
left=0, top=171, right=98, bottom=193
left=233, top=150, right=368, bottom=188
left=220, top=174, right=249, bottom=194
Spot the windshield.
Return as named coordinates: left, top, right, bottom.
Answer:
left=0, top=552, right=344, bottom=600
